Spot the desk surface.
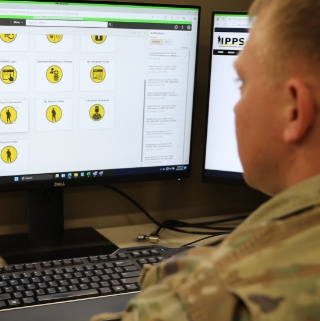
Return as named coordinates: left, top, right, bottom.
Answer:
left=97, top=214, right=246, bottom=249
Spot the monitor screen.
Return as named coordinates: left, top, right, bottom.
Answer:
left=0, top=0, right=199, bottom=191
left=203, top=12, right=250, bottom=183
left=0, top=0, right=200, bottom=263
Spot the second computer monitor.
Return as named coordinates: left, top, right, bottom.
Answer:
left=203, top=12, right=250, bottom=183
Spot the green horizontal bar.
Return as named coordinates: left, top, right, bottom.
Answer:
left=0, top=1, right=198, bottom=11
left=215, top=14, right=248, bottom=17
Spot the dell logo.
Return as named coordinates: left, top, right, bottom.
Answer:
left=54, top=182, right=65, bottom=187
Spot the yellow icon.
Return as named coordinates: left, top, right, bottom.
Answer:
left=1, top=106, right=17, bottom=124
left=89, top=104, right=105, bottom=121
left=46, top=34, right=63, bottom=43
left=1, top=146, right=17, bottom=163
left=46, top=65, right=63, bottom=83
left=46, top=105, right=62, bottom=123
left=0, top=34, right=17, bottom=43
left=1, top=65, right=17, bottom=84
left=90, top=65, right=105, bottom=83
left=91, top=35, right=107, bottom=44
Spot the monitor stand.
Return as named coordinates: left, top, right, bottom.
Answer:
left=0, top=188, right=118, bottom=265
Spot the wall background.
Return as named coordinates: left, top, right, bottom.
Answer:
left=0, top=0, right=268, bottom=236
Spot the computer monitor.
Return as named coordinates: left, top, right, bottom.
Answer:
left=0, top=0, right=200, bottom=263
left=203, top=12, right=250, bottom=184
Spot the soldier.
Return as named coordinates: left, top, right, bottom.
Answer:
left=92, top=0, right=320, bottom=320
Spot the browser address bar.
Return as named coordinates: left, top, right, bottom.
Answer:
left=26, top=20, right=109, bottom=27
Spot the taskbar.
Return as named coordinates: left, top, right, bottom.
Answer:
left=0, top=165, right=190, bottom=184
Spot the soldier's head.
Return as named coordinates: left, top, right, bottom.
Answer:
left=234, top=0, right=320, bottom=195
left=95, top=106, right=99, bottom=113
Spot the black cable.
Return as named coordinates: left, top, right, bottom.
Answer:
left=104, top=184, right=162, bottom=227
left=104, top=184, right=247, bottom=238
left=182, top=234, right=226, bottom=247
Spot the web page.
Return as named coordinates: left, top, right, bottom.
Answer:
left=0, top=1, right=199, bottom=179
left=205, top=14, right=250, bottom=175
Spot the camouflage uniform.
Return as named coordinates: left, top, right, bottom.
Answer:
left=92, top=175, right=320, bottom=321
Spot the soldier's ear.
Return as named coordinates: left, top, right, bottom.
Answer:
left=283, top=78, right=315, bottom=143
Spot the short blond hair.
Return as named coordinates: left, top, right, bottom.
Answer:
left=248, top=0, right=320, bottom=81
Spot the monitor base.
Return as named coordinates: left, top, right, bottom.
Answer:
left=0, top=227, right=119, bottom=265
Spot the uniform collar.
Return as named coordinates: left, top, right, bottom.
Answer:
left=238, top=174, right=320, bottom=230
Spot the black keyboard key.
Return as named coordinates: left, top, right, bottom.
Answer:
left=90, top=282, right=99, bottom=289
left=69, top=285, right=79, bottom=291
left=65, top=267, right=74, bottom=273
left=54, top=268, right=64, bottom=274
left=98, top=287, right=112, bottom=295
left=75, top=272, right=84, bottom=278
left=21, top=278, right=30, bottom=285
left=53, top=260, right=62, bottom=267
left=72, top=258, right=82, bottom=265
left=0, top=281, right=8, bottom=287
left=98, top=255, right=108, bottom=262
left=47, top=288, right=57, bottom=294
left=32, top=277, right=41, bottom=283
left=36, top=289, right=46, bottom=296
left=95, top=264, right=104, bottom=270
left=112, top=285, right=126, bottom=294
left=12, top=273, right=21, bottom=280
left=27, top=284, right=36, bottom=291
left=33, top=271, right=43, bottom=277
left=0, top=293, right=11, bottom=300
left=150, top=249, right=160, bottom=256
left=118, top=253, right=127, bottom=260
left=37, top=289, right=99, bottom=303
left=121, top=271, right=140, bottom=278
left=101, top=275, right=110, bottom=281
left=124, top=284, right=139, bottom=292
left=9, top=280, right=19, bottom=286
left=25, top=263, right=35, bottom=271
left=80, top=277, right=90, bottom=284
left=58, top=286, right=68, bottom=293
left=141, top=250, right=150, bottom=257
left=8, top=299, right=21, bottom=307
left=42, top=262, right=52, bottom=268
left=108, top=254, right=117, bottom=260
left=121, top=277, right=139, bottom=284
left=110, top=280, right=120, bottom=286
left=1, top=275, right=10, bottom=281
left=22, top=272, right=32, bottom=278
left=49, top=281, right=58, bottom=287
left=131, top=251, right=141, bottom=258
left=25, top=291, right=35, bottom=297
left=13, top=292, right=23, bottom=299
left=147, top=258, right=158, bottom=264
left=115, top=260, right=133, bottom=267
left=89, top=256, right=99, bottom=263
left=0, top=301, right=6, bottom=309
left=104, top=262, right=113, bottom=268
left=42, top=276, right=52, bottom=282
left=70, top=279, right=79, bottom=285
left=14, top=265, right=24, bottom=272
left=125, top=266, right=138, bottom=272
left=111, top=273, right=120, bottom=279
left=63, top=259, right=72, bottom=266
left=15, top=285, right=25, bottom=292
left=5, top=286, right=14, bottom=293
left=79, top=284, right=89, bottom=290
left=53, top=275, right=62, bottom=281
left=3, top=266, right=14, bottom=273
left=100, top=281, right=110, bottom=287
left=22, top=297, right=36, bottom=305
left=44, top=270, right=54, bottom=276
left=59, top=280, right=69, bottom=286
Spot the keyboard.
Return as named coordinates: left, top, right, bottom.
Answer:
left=0, top=245, right=190, bottom=321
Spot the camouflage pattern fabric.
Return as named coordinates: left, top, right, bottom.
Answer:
left=91, top=174, right=320, bottom=321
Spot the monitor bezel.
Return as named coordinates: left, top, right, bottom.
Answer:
left=0, top=0, right=201, bottom=192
